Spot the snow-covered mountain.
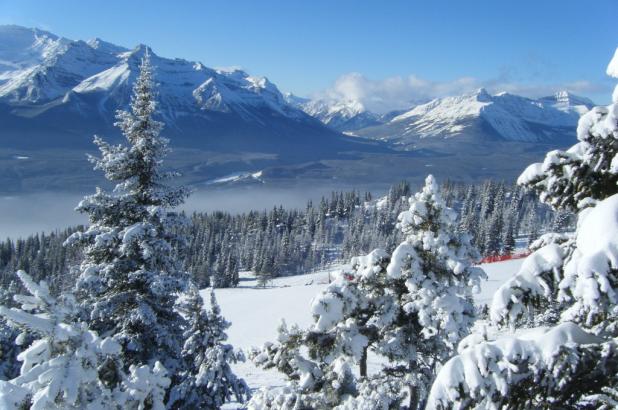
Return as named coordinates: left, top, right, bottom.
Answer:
left=0, top=25, right=367, bottom=158
left=537, top=90, right=595, bottom=116
left=355, top=88, right=594, bottom=147
left=0, top=25, right=601, bottom=193
left=0, top=25, right=297, bottom=114
left=285, top=94, right=382, bottom=132
left=0, top=25, right=124, bottom=103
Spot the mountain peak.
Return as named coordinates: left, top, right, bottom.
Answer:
left=119, top=43, right=155, bottom=60
left=555, top=89, right=572, bottom=98
left=473, top=87, right=492, bottom=101
left=86, top=37, right=128, bottom=55
left=291, top=97, right=380, bottom=132
left=537, top=90, right=594, bottom=116
left=0, top=24, right=68, bottom=71
left=552, top=90, right=594, bottom=105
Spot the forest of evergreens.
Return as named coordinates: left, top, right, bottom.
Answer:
left=0, top=179, right=571, bottom=293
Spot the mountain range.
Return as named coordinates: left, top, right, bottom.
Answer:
left=0, top=25, right=596, bottom=193
left=0, top=25, right=373, bottom=157
left=290, top=89, right=593, bottom=140
left=354, top=88, right=593, bottom=147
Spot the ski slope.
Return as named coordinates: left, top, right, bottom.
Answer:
left=209, top=258, right=524, bottom=407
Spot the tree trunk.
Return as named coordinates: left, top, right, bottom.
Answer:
left=408, top=384, right=418, bottom=410
left=360, top=345, right=368, bottom=377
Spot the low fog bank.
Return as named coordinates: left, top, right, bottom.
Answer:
left=181, top=184, right=374, bottom=214
left=0, top=193, right=87, bottom=241
left=0, top=184, right=387, bottom=240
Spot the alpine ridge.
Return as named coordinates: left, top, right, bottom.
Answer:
left=0, top=24, right=367, bottom=159
left=353, top=88, right=594, bottom=147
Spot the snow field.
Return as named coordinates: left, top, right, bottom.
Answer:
left=210, top=258, right=524, bottom=407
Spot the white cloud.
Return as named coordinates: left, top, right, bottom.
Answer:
left=313, top=72, right=607, bottom=113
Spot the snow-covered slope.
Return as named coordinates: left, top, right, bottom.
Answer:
left=212, top=258, right=524, bottom=405
left=285, top=94, right=382, bottom=132
left=537, top=90, right=595, bottom=116
left=356, top=88, right=593, bottom=147
left=216, top=260, right=523, bottom=350
left=65, top=45, right=306, bottom=125
left=0, top=25, right=123, bottom=103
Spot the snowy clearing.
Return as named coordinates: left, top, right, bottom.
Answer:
left=210, top=258, right=524, bottom=408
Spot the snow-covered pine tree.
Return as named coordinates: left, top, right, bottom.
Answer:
left=224, top=251, right=239, bottom=287
left=551, top=209, right=573, bottom=233
left=335, top=373, right=406, bottom=410
left=427, top=47, right=618, bottom=409
left=475, top=180, right=497, bottom=254
left=501, top=189, right=521, bottom=256
left=249, top=319, right=357, bottom=409
left=0, top=271, right=123, bottom=409
left=64, top=50, right=190, bottom=373
left=501, top=211, right=516, bottom=256
left=121, top=361, right=170, bottom=410
left=483, top=184, right=505, bottom=256
left=308, top=249, right=392, bottom=378
left=316, top=250, right=406, bottom=409
left=526, top=204, right=540, bottom=246
left=380, top=175, right=485, bottom=409
left=0, top=284, right=21, bottom=381
left=249, top=249, right=404, bottom=409
left=388, top=181, right=411, bottom=208
left=62, top=51, right=245, bottom=407
left=457, top=185, right=477, bottom=238
left=170, top=286, right=249, bottom=408
left=519, top=64, right=618, bottom=212
left=427, top=322, right=613, bottom=409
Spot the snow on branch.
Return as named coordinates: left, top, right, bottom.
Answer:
left=427, top=322, right=602, bottom=409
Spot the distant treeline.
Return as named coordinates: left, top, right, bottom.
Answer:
left=0, top=180, right=573, bottom=292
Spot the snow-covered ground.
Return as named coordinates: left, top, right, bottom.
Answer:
left=208, top=258, right=524, bottom=407
left=475, top=259, right=524, bottom=307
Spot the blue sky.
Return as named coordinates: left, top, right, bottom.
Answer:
left=1, top=0, right=617, bottom=110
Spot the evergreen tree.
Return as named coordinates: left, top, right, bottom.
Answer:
left=249, top=249, right=402, bottom=409
left=65, top=51, right=190, bottom=372
left=483, top=184, right=505, bottom=256
left=457, top=185, right=477, bottom=237
left=256, top=254, right=275, bottom=288
left=551, top=209, right=573, bottom=233
left=0, top=271, right=123, bottom=409
left=526, top=204, right=540, bottom=246
left=502, top=216, right=516, bottom=255
left=249, top=320, right=357, bottom=410
left=121, top=361, right=171, bottom=410
left=0, top=284, right=21, bottom=381
left=309, top=250, right=393, bottom=377
left=381, top=175, right=485, bottom=408
left=171, top=286, right=249, bottom=408
left=60, top=52, right=244, bottom=407
left=428, top=49, right=618, bottom=409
